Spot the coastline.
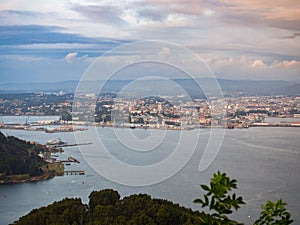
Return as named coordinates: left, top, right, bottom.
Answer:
left=0, top=173, right=54, bottom=184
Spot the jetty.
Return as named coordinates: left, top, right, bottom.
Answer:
left=68, top=157, right=80, bottom=163
left=64, top=170, right=85, bottom=175
left=58, top=156, right=80, bottom=164
left=55, top=142, right=92, bottom=147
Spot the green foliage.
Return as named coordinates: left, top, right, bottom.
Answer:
left=0, top=132, right=46, bottom=178
left=12, top=198, right=86, bottom=225
left=254, top=199, right=293, bottom=225
left=13, top=189, right=209, bottom=225
left=87, top=191, right=207, bottom=225
left=89, top=189, right=120, bottom=210
left=194, top=171, right=245, bottom=223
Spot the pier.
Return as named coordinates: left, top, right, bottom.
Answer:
left=58, top=157, right=80, bottom=163
left=64, top=170, right=85, bottom=175
left=55, top=142, right=92, bottom=147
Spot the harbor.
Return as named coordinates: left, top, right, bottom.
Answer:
left=0, top=123, right=88, bottom=133
left=2, top=120, right=300, bottom=133
left=37, top=137, right=89, bottom=177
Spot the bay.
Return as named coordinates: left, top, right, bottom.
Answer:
left=0, top=117, right=299, bottom=225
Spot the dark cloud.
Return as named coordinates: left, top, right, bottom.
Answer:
left=71, top=4, right=126, bottom=26
left=0, top=25, right=131, bottom=60
left=0, top=25, right=66, bottom=45
left=0, top=25, right=128, bottom=45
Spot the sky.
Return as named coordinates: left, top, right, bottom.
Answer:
left=0, top=0, right=300, bottom=83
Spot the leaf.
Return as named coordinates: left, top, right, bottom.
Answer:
left=204, top=195, right=209, bottom=205
left=209, top=197, right=215, bottom=210
left=193, top=199, right=203, bottom=204
left=201, top=184, right=210, bottom=191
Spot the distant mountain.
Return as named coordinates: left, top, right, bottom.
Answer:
left=0, top=78, right=299, bottom=97
left=217, top=79, right=299, bottom=96
left=0, top=80, right=79, bottom=93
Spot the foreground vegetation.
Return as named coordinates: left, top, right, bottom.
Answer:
left=12, top=189, right=212, bottom=225
left=11, top=171, right=293, bottom=225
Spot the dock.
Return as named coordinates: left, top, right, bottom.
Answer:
left=58, top=156, right=80, bottom=163
left=68, top=156, right=80, bottom=163
left=56, top=142, right=92, bottom=147
left=64, top=170, right=85, bottom=175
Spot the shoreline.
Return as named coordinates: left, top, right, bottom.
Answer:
left=1, top=123, right=299, bottom=133
left=0, top=173, right=54, bottom=185
left=1, top=115, right=300, bottom=132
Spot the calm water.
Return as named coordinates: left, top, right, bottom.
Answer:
left=0, top=118, right=299, bottom=225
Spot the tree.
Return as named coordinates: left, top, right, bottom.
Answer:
left=13, top=198, right=85, bottom=225
left=88, top=189, right=120, bottom=220
left=194, top=171, right=245, bottom=224
left=254, top=199, right=293, bottom=225
left=89, top=189, right=120, bottom=208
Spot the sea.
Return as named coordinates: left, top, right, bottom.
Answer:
left=0, top=116, right=299, bottom=225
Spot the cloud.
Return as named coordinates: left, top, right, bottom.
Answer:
left=217, top=0, right=300, bottom=30
left=136, top=7, right=168, bottom=22
left=71, top=4, right=126, bottom=26
left=131, top=0, right=300, bottom=31
left=64, top=52, right=92, bottom=64
left=0, top=9, right=39, bottom=17
left=272, top=60, right=300, bottom=68
left=281, top=33, right=300, bottom=39
left=0, top=25, right=130, bottom=62
left=0, top=25, right=94, bottom=45
left=1, top=0, right=300, bottom=82
left=64, top=52, right=78, bottom=63
left=204, top=56, right=300, bottom=80
left=251, top=59, right=265, bottom=68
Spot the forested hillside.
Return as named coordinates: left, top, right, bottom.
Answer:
left=0, top=131, right=51, bottom=183
left=12, top=189, right=215, bottom=225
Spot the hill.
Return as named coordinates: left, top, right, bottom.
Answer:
left=0, top=79, right=299, bottom=97
left=12, top=189, right=221, bottom=225
left=0, top=131, right=54, bottom=183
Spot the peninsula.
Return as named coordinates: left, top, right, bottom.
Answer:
left=0, top=131, right=63, bottom=184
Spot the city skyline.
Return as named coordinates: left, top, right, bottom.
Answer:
left=0, top=1, right=300, bottom=83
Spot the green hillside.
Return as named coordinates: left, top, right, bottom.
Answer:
left=12, top=189, right=216, bottom=225
left=0, top=131, right=53, bottom=183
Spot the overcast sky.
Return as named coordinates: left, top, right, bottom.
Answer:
left=0, top=0, right=299, bottom=83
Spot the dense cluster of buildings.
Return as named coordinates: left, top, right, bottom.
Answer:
left=0, top=93, right=73, bottom=118
left=1, top=93, right=299, bottom=129
left=72, top=94, right=300, bottom=129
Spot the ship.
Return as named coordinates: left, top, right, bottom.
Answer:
left=46, top=138, right=67, bottom=145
